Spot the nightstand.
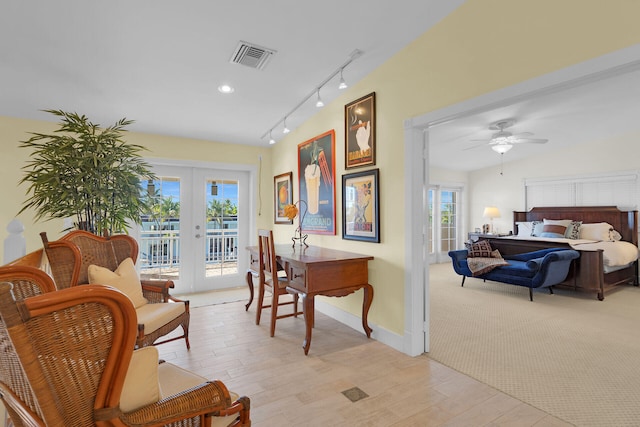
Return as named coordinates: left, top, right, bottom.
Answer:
left=467, top=232, right=511, bottom=242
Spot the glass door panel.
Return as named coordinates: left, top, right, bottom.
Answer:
left=139, top=177, right=181, bottom=282
left=205, top=179, right=239, bottom=277
left=427, top=186, right=461, bottom=264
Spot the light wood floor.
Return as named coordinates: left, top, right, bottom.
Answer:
left=157, top=298, right=571, bottom=427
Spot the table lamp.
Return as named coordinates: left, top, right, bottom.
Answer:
left=483, top=206, right=501, bottom=234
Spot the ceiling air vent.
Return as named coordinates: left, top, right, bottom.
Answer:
left=230, top=41, right=276, bottom=70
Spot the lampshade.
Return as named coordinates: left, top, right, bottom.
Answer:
left=483, top=206, right=501, bottom=219
left=491, top=144, right=513, bottom=154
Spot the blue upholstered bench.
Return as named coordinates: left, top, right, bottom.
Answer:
left=448, top=247, right=580, bottom=301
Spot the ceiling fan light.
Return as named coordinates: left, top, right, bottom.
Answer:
left=492, top=144, right=513, bottom=154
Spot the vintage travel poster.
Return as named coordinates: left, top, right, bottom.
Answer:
left=345, top=92, right=375, bottom=169
left=297, top=130, right=336, bottom=235
left=342, top=168, right=379, bottom=242
left=274, top=172, right=293, bottom=224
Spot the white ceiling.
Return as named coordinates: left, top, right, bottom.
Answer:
left=428, top=64, right=640, bottom=172
left=0, top=1, right=465, bottom=146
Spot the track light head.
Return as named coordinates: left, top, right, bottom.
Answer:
left=260, top=48, right=363, bottom=143
left=338, top=69, right=347, bottom=89
left=315, top=89, right=324, bottom=107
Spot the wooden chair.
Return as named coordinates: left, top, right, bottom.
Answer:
left=0, top=280, right=250, bottom=427
left=256, top=229, right=302, bottom=337
left=41, top=230, right=190, bottom=350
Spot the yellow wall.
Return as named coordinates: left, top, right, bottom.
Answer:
left=2, top=0, right=640, bottom=340
left=0, top=115, right=271, bottom=259
left=269, top=0, right=640, bottom=336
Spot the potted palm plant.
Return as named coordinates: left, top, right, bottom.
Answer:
left=19, top=109, right=155, bottom=236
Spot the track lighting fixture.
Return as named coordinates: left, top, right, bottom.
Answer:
left=338, top=68, right=348, bottom=89
left=315, top=89, right=324, bottom=108
left=260, top=48, right=364, bottom=144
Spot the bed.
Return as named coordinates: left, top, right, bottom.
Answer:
left=482, top=206, right=639, bottom=300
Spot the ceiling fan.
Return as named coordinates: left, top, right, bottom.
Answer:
left=467, top=119, right=549, bottom=153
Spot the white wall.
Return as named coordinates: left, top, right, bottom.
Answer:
left=467, top=130, right=640, bottom=233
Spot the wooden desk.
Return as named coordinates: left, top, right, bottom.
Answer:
left=246, top=245, right=374, bottom=354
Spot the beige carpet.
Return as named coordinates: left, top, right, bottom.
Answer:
left=429, top=262, right=640, bottom=427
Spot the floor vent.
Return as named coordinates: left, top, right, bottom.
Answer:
left=230, top=41, right=276, bottom=70
left=341, top=387, right=369, bottom=402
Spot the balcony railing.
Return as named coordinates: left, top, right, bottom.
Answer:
left=138, top=229, right=238, bottom=270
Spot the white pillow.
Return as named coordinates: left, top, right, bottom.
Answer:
left=579, top=222, right=614, bottom=241
left=516, top=221, right=534, bottom=236
left=531, top=221, right=544, bottom=237
left=120, top=346, right=160, bottom=412
left=610, top=229, right=623, bottom=241
left=88, top=258, right=148, bottom=308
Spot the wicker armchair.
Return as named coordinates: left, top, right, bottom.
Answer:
left=41, top=230, right=190, bottom=350
left=0, top=265, right=57, bottom=301
left=0, top=281, right=250, bottom=427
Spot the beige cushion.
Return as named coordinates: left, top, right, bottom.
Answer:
left=136, top=302, right=186, bottom=334
left=579, top=222, right=615, bottom=241
left=88, top=258, right=148, bottom=308
left=157, top=362, right=208, bottom=398
left=120, top=346, right=160, bottom=412
left=157, top=363, right=239, bottom=427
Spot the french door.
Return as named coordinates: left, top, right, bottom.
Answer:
left=428, top=185, right=461, bottom=264
left=135, top=164, right=250, bottom=294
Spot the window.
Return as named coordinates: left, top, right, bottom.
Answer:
left=428, top=185, right=463, bottom=263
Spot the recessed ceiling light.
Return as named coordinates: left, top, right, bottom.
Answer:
left=218, top=84, right=234, bottom=94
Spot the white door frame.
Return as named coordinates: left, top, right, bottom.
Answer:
left=403, top=45, right=640, bottom=356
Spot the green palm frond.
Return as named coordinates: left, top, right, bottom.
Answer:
left=19, top=110, right=155, bottom=235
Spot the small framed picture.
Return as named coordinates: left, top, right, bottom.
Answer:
left=274, top=172, right=293, bottom=224
left=345, top=92, right=375, bottom=169
left=342, top=168, right=380, bottom=242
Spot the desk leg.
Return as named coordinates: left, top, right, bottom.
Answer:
left=362, top=283, right=374, bottom=338
left=302, top=293, right=315, bottom=355
left=245, top=270, right=255, bottom=311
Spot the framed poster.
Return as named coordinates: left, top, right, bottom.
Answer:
left=345, top=92, right=376, bottom=169
left=297, top=129, right=336, bottom=235
left=342, top=168, right=380, bottom=242
left=274, top=172, right=293, bottom=224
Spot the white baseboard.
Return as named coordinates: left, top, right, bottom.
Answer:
left=315, top=299, right=405, bottom=353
